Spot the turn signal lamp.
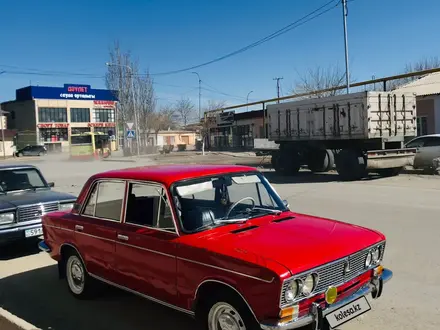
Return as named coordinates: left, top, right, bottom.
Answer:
left=279, top=305, right=299, bottom=322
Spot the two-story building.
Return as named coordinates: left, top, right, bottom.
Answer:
left=1, top=84, right=118, bottom=152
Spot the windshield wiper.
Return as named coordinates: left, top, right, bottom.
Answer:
left=252, top=207, right=283, bottom=215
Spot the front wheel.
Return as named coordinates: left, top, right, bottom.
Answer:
left=65, top=252, right=95, bottom=299
left=200, top=292, right=260, bottom=330
left=17, top=152, right=23, bottom=157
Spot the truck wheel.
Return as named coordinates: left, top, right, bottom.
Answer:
left=274, top=150, right=300, bottom=175
left=377, top=167, right=402, bottom=177
left=335, top=149, right=367, bottom=181
left=308, top=149, right=335, bottom=173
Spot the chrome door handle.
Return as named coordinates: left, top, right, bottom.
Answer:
left=117, top=234, right=129, bottom=241
left=75, top=225, right=84, bottom=232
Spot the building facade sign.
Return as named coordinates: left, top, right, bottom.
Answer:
left=16, top=84, right=118, bottom=102
left=216, top=111, right=235, bottom=126
left=37, top=123, right=70, bottom=128
left=93, top=100, right=116, bottom=109
left=88, top=122, right=116, bottom=128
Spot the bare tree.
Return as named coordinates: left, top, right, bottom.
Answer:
left=390, top=56, right=440, bottom=90
left=292, top=65, right=347, bottom=99
left=199, top=100, right=227, bottom=155
left=149, top=104, right=177, bottom=139
left=174, top=97, right=195, bottom=126
left=105, top=41, right=156, bottom=150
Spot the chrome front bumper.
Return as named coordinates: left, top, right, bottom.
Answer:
left=260, top=268, right=393, bottom=330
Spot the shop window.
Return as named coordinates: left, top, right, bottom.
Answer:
left=38, top=108, right=67, bottom=123
left=71, top=127, right=91, bottom=135
left=70, top=108, right=90, bottom=123
left=93, top=109, right=115, bottom=123
left=39, top=128, right=68, bottom=142
left=94, top=127, right=113, bottom=135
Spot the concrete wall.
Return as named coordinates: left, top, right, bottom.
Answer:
left=2, top=100, right=36, bottom=131
left=435, top=95, right=440, bottom=133
left=417, top=98, right=436, bottom=134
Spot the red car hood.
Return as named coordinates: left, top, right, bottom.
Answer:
left=195, top=212, right=385, bottom=276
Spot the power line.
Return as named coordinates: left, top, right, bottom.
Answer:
left=149, top=0, right=340, bottom=76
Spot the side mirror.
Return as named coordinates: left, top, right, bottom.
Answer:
left=283, top=200, right=289, bottom=208
left=48, top=182, right=55, bottom=188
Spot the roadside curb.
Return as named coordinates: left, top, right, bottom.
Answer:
left=0, top=308, right=40, bottom=330
left=101, top=158, right=137, bottom=163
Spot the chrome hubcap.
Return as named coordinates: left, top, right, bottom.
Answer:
left=208, top=302, right=246, bottom=330
left=67, top=256, right=84, bottom=294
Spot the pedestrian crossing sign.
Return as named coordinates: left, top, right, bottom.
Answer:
left=127, top=130, right=136, bottom=138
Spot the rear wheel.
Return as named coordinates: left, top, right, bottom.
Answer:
left=17, top=152, right=23, bottom=157
left=308, top=149, right=335, bottom=173
left=273, top=150, right=301, bottom=176
left=65, top=251, right=96, bottom=299
left=335, top=149, right=367, bottom=181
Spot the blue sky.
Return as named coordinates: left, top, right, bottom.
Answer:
left=1, top=0, right=439, bottom=111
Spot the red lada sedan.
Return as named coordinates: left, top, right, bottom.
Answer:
left=39, top=165, right=392, bottom=330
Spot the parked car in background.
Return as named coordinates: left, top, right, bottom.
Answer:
left=0, top=165, right=76, bottom=246
left=405, top=134, right=440, bottom=170
left=39, top=164, right=392, bottom=330
left=15, top=145, right=47, bottom=157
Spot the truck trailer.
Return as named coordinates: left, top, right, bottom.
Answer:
left=265, top=91, right=417, bottom=180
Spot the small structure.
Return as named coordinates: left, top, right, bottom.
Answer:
left=394, top=72, right=440, bottom=135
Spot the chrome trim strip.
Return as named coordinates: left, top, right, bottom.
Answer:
left=261, top=269, right=393, bottom=330
left=194, top=279, right=259, bottom=323
left=117, top=241, right=175, bottom=258
left=76, top=231, right=115, bottom=243
left=177, top=257, right=274, bottom=283
left=89, top=273, right=194, bottom=316
left=44, top=224, right=74, bottom=232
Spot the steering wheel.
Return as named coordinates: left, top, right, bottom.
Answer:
left=224, top=197, right=256, bottom=219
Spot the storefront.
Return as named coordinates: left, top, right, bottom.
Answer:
left=2, top=84, right=118, bottom=151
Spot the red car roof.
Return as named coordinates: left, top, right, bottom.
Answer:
left=93, top=164, right=258, bottom=186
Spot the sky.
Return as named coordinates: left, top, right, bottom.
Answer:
left=1, top=0, right=440, bottom=112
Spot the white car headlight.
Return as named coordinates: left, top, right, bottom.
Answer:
left=372, top=247, right=381, bottom=263
left=59, top=203, right=74, bottom=211
left=284, top=279, right=301, bottom=302
left=302, top=273, right=318, bottom=296
left=0, top=212, right=15, bottom=225
left=365, top=251, right=373, bottom=268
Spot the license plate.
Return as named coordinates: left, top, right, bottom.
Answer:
left=325, top=296, right=371, bottom=328
left=25, top=227, right=43, bottom=238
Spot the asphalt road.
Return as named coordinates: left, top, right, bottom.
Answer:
left=0, top=153, right=439, bottom=330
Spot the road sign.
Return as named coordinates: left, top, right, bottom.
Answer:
left=126, top=130, right=136, bottom=139
left=126, top=122, right=134, bottom=130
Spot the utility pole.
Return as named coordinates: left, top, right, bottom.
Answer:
left=273, top=77, right=284, bottom=103
left=342, top=0, right=350, bottom=94
left=246, top=91, right=253, bottom=111
left=192, top=72, right=202, bottom=121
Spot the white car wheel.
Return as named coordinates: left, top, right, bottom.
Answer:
left=66, top=255, right=85, bottom=295
left=208, top=302, right=247, bottom=330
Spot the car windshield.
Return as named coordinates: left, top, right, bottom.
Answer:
left=0, top=168, right=48, bottom=193
left=172, top=171, right=287, bottom=233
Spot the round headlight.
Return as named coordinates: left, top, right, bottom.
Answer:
left=365, top=251, right=373, bottom=268
left=372, top=247, right=380, bottom=263
left=284, top=280, right=299, bottom=302
left=302, top=274, right=318, bottom=296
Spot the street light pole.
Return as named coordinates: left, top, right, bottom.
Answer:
left=342, top=0, right=350, bottom=94
left=106, top=62, right=140, bottom=156
left=246, top=91, right=253, bottom=111
left=192, top=72, right=202, bottom=121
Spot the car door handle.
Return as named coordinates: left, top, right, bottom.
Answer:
left=75, top=225, right=84, bottom=232
left=117, top=234, right=129, bottom=241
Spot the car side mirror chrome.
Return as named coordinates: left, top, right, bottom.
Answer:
left=48, top=182, right=55, bottom=188
left=283, top=200, right=289, bottom=209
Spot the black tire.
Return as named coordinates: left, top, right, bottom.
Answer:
left=17, top=152, right=23, bottom=157
left=197, top=290, right=260, bottom=330
left=308, top=149, right=335, bottom=173
left=273, top=150, right=301, bottom=176
left=64, top=251, right=96, bottom=299
left=335, top=149, right=367, bottom=181
left=377, top=167, right=402, bottom=177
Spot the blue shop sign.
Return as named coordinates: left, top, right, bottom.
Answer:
left=16, top=84, right=118, bottom=101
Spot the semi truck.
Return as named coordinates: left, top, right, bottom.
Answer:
left=263, top=91, right=417, bottom=180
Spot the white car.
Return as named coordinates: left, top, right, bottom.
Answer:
left=405, top=134, right=440, bottom=169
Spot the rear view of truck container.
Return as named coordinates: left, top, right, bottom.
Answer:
left=267, top=91, right=417, bottom=180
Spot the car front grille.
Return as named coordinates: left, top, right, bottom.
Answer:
left=17, top=202, right=59, bottom=223
left=280, top=241, right=386, bottom=307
